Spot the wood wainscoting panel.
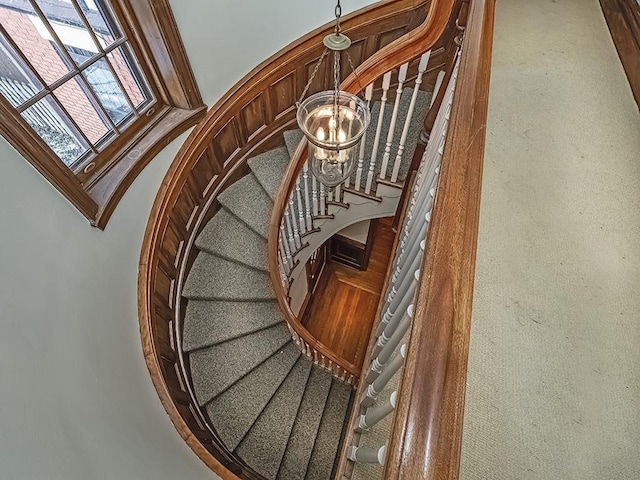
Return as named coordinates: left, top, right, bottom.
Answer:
left=600, top=0, right=640, bottom=107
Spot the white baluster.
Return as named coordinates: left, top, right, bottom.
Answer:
left=284, top=206, right=297, bottom=254
left=366, top=71, right=392, bottom=194
left=388, top=242, right=424, bottom=304
left=278, top=260, right=287, bottom=288
left=373, top=301, right=415, bottom=357
left=361, top=344, right=407, bottom=408
left=431, top=69, right=446, bottom=109
left=296, top=176, right=306, bottom=235
left=368, top=306, right=413, bottom=382
left=390, top=51, right=431, bottom=183
left=311, top=167, right=319, bottom=217
left=348, top=445, right=386, bottom=465
left=379, top=62, right=408, bottom=180
left=319, top=183, right=326, bottom=215
left=303, top=162, right=312, bottom=230
left=288, top=197, right=301, bottom=249
left=355, top=83, right=374, bottom=190
left=377, top=270, right=419, bottom=336
left=278, top=236, right=292, bottom=273
left=356, top=391, right=397, bottom=432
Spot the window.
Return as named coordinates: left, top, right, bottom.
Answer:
left=0, top=0, right=205, bottom=228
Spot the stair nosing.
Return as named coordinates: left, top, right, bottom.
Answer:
left=194, top=248, right=268, bottom=274
left=220, top=204, right=269, bottom=241
left=236, top=355, right=313, bottom=478
left=230, top=349, right=303, bottom=455
left=185, top=320, right=286, bottom=354
left=199, top=339, right=295, bottom=408
left=276, top=364, right=329, bottom=480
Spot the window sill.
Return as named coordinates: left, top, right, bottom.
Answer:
left=83, top=104, right=207, bottom=230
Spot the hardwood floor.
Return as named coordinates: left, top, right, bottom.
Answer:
left=303, top=217, right=396, bottom=370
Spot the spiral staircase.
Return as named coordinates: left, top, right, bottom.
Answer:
left=180, top=79, right=430, bottom=478
left=139, top=1, right=494, bottom=479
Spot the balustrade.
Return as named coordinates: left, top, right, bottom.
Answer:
left=345, top=51, right=463, bottom=478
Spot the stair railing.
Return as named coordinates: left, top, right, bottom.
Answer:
left=337, top=0, right=496, bottom=477
left=342, top=52, right=460, bottom=478
left=269, top=0, right=458, bottom=386
left=137, top=1, right=434, bottom=478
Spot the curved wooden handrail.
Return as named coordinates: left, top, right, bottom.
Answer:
left=383, top=0, right=495, bottom=477
left=138, top=1, right=432, bottom=477
left=268, top=0, right=456, bottom=384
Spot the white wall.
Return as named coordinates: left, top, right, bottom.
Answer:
left=0, top=1, right=373, bottom=478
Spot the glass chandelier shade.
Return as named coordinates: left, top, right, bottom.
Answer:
left=297, top=90, right=370, bottom=188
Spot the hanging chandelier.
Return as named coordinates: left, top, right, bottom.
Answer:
left=296, top=0, right=371, bottom=188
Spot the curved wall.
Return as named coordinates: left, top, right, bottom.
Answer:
left=0, top=1, right=374, bottom=478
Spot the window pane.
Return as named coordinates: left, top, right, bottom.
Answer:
left=53, top=74, right=111, bottom=145
left=0, top=33, right=43, bottom=107
left=21, top=95, right=89, bottom=167
left=0, top=2, right=72, bottom=84
left=82, top=57, right=132, bottom=124
left=76, top=0, right=122, bottom=49
left=32, top=0, right=101, bottom=67
left=107, top=45, right=151, bottom=109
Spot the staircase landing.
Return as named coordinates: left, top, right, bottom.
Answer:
left=303, top=217, right=396, bottom=370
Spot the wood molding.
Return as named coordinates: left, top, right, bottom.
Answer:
left=600, top=0, right=640, bottom=107
left=383, top=0, right=495, bottom=477
left=0, top=0, right=205, bottom=228
left=138, top=1, right=434, bottom=477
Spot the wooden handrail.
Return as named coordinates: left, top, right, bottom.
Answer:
left=268, top=0, right=456, bottom=385
left=138, top=1, right=432, bottom=477
left=383, top=0, right=495, bottom=477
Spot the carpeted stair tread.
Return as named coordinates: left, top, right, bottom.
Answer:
left=248, top=146, right=291, bottom=200
left=183, top=252, right=273, bottom=301
left=205, top=342, right=301, bottom=451
left=182, top=300, right=283, bottom=352
left=352, top=88, right=430, bottom=190
left=278, top=366, right=334, bottom=480
left=236, top=358, right=313, bottom=480
left=195, top=209, right=267, bottom=271
left=305, top=379, right=353, bottom=480
left=218, top=173, right=273, bottom=238
left=189, top=323, right=291, bottom=406
left=284, top=129, right=304, bottom=158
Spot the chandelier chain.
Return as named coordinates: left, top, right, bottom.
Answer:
left=296, top=48, right=330, bottom=107
left=335, top=0, right=342, bottom=34
left=345, top=50, right=366, bottom=98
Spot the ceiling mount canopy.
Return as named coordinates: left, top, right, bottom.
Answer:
left=296, top=0, right=371, bottom=188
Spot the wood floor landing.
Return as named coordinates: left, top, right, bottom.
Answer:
left=303, top=217, right=396, bottom=370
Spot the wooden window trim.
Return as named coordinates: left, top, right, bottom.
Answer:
left=0, top=0, right=206, bottom=229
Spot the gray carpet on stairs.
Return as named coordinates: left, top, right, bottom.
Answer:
left=236, top=358, right=313, bottom=480
left=248, top=146, right=291, bottom=200
left=205, top=342, right=301, bottom=451
left=353, top=87, right=430, bottom=190
left=182, top=252, right=274, bottom=301
left=284, top=129, right=304, bottom=158
left=195, top=208, right=268, bottom=272
left=305, top=379, right=353, bottom=480
left=218, top=173, right=273, bottom=238
left=190, top=323, right=291, bottom=406
left=278, top=366, right=334, bottom=480
left=182, top=300, right=283, bottom=352
left=177, top=93, right=436, bottom=477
